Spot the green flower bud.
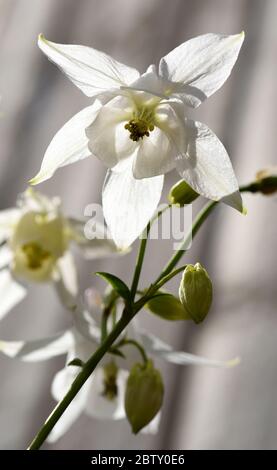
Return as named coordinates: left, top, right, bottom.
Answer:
left=125, top=360, right=164, bottom=434
left=146, top=291, right=191, bottom=321
left=256, top=168, right=277, bottom=195
left=168, top=180, right=199, bottom=206
left=179, top=263, right=213, bottom=324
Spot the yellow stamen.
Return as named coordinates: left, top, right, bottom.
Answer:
left=22, top=242, right=51, bottom=270
left=125, top=107, right=155, bottom=141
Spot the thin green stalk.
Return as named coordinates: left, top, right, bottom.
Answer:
left=134, top=265, right=187, bottom=311
left=118, top=339, right=148, bottom=365
left=130, top=225, right=149, bottom=301
left=130, top=205, right=171, bottom=300
left=156, top=201, right=217, bottom=283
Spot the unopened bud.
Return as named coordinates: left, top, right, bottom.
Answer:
left=256, top=168, right=277, bottom=195
left=179, top=263, right=213, bottom=324
left=168, top=180, right=199, bottom=206
left=125, top=360, right=164, bottom=434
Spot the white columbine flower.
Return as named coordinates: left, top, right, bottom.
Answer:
left=0, top=188, right=120, bottom=319
left=31, top=33, right=244, bottom=248
left=0, top=288, right=239, bottom=442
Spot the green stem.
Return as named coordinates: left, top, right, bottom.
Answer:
left=130, top=225, right=149, bottom=301
left=28, top=310, right=133, bottom=450
left=156, top=201, right=217, bottom=283
left=118, top=339, right=148, bottom=365
left=134, top=265, right=187, bottom=312
left=130, top=205, right=171, bottom=300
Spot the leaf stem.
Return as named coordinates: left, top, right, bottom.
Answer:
left=117, top=338, right=148, bottom=365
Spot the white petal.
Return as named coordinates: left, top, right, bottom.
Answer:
left=0, top=245, right=12, bottom=269
left=18, top=187, right=60, bottom=213
left=0, top=330, right=74, bottom=361
left=140, top=330, right=239, bottom=368
left=48, top=367, right=90, bottom=443
left=85, top=368, right=128, bottom=420
left=159, top=32, right=245, bottom=107
left=38, top=34, right=140, bottom=97
left=54, top=252, right=78, bottom=310
left=102, top=164, right=164, bottom=248
left=86, top=98, right=136, bottom=168
left=0, top=208, right=20, bottom=242
left=132, top=127, right=176, bottom=178
left=30, top=102, right=101, bottom=185
left=122, top=66, right=171, bottom=100
left=176, top=119, right=243, bottom=212
left=68, top=217, right=127, bottom=258
left=0, top=270, right=26, bottom=320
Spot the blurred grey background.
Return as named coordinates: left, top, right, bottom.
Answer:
left=0, top=0, right=276, bottom=450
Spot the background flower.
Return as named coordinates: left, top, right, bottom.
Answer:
left=0, top=188, right=121, bottom=317
left=0, top=288, right=238, bottom=442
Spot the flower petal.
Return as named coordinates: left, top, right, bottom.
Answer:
left=86, top=98, right=136, bottom=169
left=0, top=208, right=20, bottom=242
left=0, top=270, right=26, bottom=320
left=176, top=119, right=243, bottom=212
left=122, top=65, right=170, bottom=100
left=159, top=32, right=244, bottom=107
left=102, top=164, right=164, bottom=248
left=67, top=217, right=127, bottom=258
left=30, top=102, right=101, bottom=185
left=53, top=252, right=78, bottom=310
left=0, top=329, right=74, bottom=361
left=0, top=245, right=12, bottom=269
left=48, top=367, right=90, bottom=443
left=85, top=367, right=128, bottom=420
left=132, top=127, right=176, bottom=178
left=38, top=34, right=140, bottom=97
left=140, top=329, right=239, bottom=368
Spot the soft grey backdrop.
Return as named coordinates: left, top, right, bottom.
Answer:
left=0, top=0, right=276, bottom=450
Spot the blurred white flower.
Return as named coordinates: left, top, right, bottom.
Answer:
left=30, top=33, right=245, bottom=247
left=0, top=288, right=239, bottom=442
left=0, top=188, right=121, bottom=318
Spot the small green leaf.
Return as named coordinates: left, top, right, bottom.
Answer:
left=146, top=291, right=191, bottom=321
left=67, top=358, right=84, bottom=368
left=95, top=272, right=131, bottom=301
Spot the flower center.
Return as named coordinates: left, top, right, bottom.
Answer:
left=125, top=108, right=155, bottom=141
left=22, top=242, right=51, bottom=270
left=102, top=361, right=118, bottom=401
